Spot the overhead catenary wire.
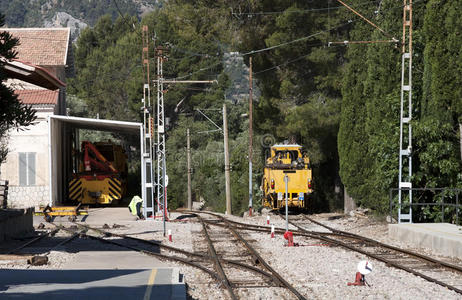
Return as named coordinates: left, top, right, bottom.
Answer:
left=336, top=0, right=392, bottom=38
left=165, top=61, right=222, bottom=81
left=169, top=43, right=220, bottom=58
left=253, top=44, right=324, bottom=75
left=231, top=0, right=379, bottom=16
left=112, top=0, right=140, bottom=37
left=240, top=0, right=425, bottom=57
left=241, top=20, right=353, bottom=56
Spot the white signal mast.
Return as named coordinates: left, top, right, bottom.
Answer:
left=154, top=45, right=217, bottom=235
left=397, top=0, right=413, bottom=223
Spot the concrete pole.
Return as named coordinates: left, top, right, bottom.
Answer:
left=187, top=128, right=192, bottom=210
left=248, top=56, right=253, bottom=216
left=284, top=175, right=289, bottom=232
left=223, top=104, right=232, bottom=215
left=460, top=123, right=462, bottom=163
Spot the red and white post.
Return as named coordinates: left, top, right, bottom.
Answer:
left=271, top=224, right=275, bottom=239
left=266, top=216, right=270, bottom=225
left=168, top=229, right=172, bottom=242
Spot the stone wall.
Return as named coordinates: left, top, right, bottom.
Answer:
left=8, top=185, right=49, bottom=208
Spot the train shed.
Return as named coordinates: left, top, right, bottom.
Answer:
left=48, top=115, right=146, bottom=207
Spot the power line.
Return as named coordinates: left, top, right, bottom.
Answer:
left=241, top=21, right=351, bottom=56
left=112, top=0, right=139, bottom=33
left=165, top=62, right=222, bottom=81
left=253, top=44, right=324, bottom=75
left=336, top=0, right=392, bottom=38
left=232, top=0, right=379, bottom=16
left=169, top=44, right=220, bottom=58
left=240, top=0, right=425, bottom=57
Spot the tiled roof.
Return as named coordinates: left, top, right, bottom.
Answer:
left=15, top=89, right=59, bottom=105
left=3, top=28, right=70, bottom=66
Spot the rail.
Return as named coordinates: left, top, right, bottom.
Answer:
left=287, top=214, right=462, bottom=295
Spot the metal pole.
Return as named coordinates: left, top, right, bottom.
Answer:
left=223, top=104, right=232, bottom=214
left=187, top=128, right=192, bottom=210
left=248, top=56, right=253, bottom=217
left=389, top=189, right=393, bottom=222
left=163, top=152, right=166, bottom=236
left=459, top=123, right=462, bottom=163
left=284, top=175, right=289, bottom=232
left=456, top=192, right=459, bottom=226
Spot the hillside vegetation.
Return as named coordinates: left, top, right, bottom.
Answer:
left=6, top=0, right=461, bottom=216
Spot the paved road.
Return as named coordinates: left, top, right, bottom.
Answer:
left=0, top=267, right=182, bottom=299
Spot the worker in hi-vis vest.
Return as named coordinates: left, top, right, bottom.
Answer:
left=128, top=195, right=145, bottom=220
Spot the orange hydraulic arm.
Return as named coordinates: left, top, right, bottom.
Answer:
left=82, top=141, right=117, bottom=173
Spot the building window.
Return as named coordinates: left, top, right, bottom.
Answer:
left=19, top=152, right=36, bottom=186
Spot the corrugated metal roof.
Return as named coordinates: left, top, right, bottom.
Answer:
left=49, top=115, right=143, bottom=134
left=3, top=28, right=70, bottom=66
left=15, top=89, right=59, bottom=105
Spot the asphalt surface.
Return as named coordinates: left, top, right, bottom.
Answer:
left=0, top=268, right=175, bottom=299
left=1, top=208, right=185, bottom=300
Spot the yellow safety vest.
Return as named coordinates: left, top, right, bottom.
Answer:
left=129, top=196, right=143, bottom=216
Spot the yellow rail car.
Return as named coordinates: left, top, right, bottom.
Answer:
left=261, top=144, right=313, bottom=209
left=69, top=176, right=124, bottom=205
left=68, top=141, right=127, bottom=205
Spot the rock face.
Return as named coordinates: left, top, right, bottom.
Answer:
left=44, top=12, right=88, bottom=42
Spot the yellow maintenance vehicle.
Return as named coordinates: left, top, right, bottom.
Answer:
left=68, top=141, right=127, bottom=205
left=261, top=144, right=313, bottom=209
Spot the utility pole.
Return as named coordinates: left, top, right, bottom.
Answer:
left=248, top=56, right=253, bottom=217
left=187, top=128, right=192, bottom=210
left=223, top=104, right=232, bottom=215
left=459, top=123, right=462, bottom=163
left=284, top=175, right=289, bottom=232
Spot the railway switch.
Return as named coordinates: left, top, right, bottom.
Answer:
left=284, top=231, right=294, bottom=247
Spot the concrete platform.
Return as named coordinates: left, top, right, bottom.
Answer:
left=389, top=223, right=462, bottom=259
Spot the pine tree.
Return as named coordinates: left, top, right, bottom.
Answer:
left=0, top=14, right=36, bottom=164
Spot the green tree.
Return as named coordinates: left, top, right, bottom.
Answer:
left=235, top=0, right=347, bottom=210
left=0, top=14, right=36, bottom=164
left=415, top=0, right=462, bottom=189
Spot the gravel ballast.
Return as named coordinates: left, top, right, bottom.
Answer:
left=1, top=210, right=461, bottom=299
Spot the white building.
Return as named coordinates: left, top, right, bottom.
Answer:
left=0, top=28, right=72, bottom=208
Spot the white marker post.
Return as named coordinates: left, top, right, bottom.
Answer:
left=284, top=175, right=289, bottom=232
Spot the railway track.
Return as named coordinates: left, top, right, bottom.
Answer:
left=195, top=212, right=307, bottom=300
left=282, top=213, right=462, bottom=295
left=7, top=210, right=458, bottom=297
left=193, top=211, right=462, bottom=295
left=5, top=227, right=79, bottom=256
left=56, top=218, right=306, bottom=299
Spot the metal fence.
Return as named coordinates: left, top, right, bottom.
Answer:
left=389, top=188, right=462, bottom=224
